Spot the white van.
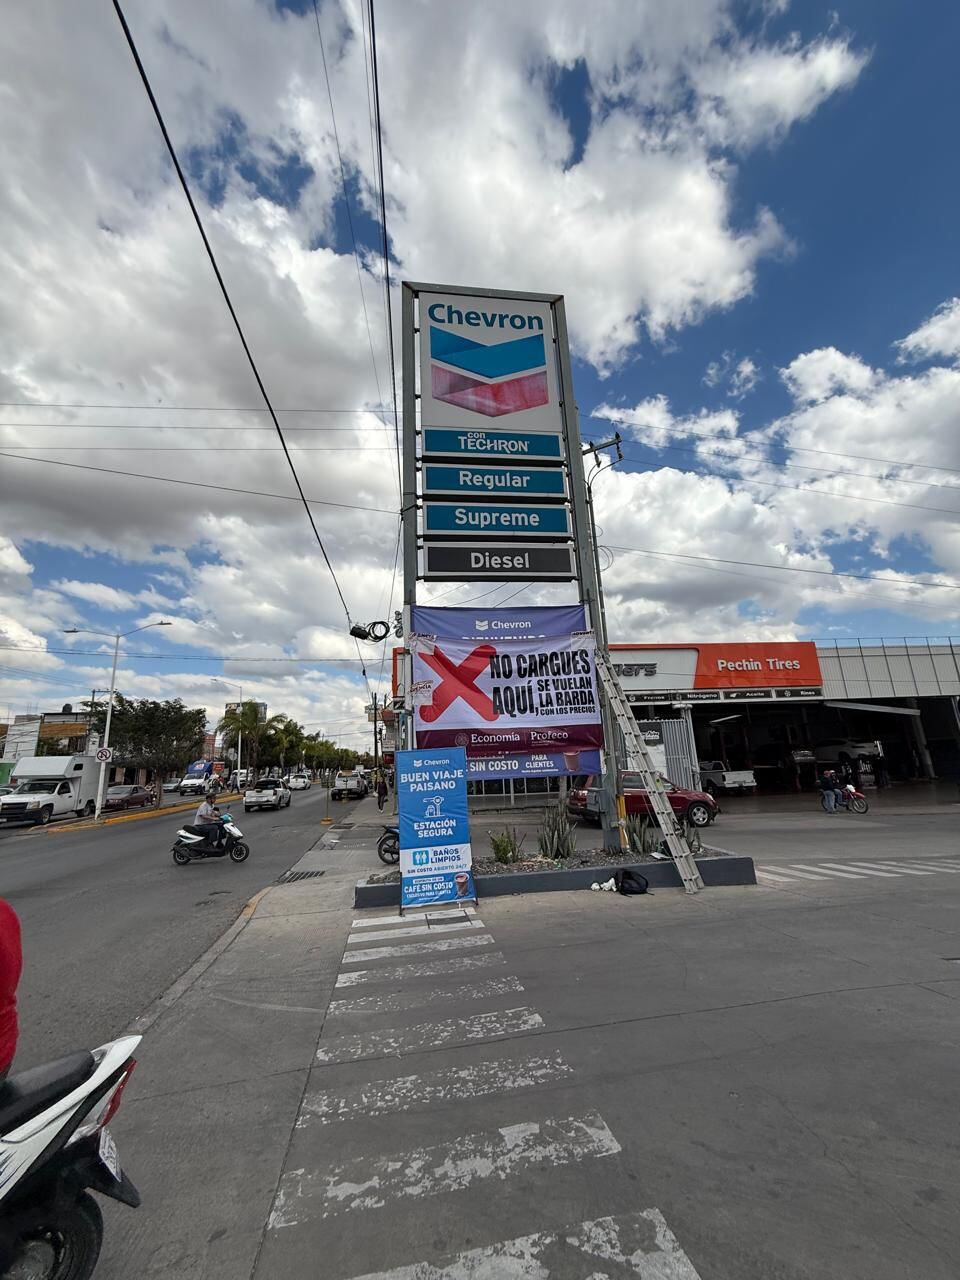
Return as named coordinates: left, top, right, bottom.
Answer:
left=0, top=755, right=102, bottom=826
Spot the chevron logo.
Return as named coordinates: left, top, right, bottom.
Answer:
left=430, top=326, right=548, bottom=417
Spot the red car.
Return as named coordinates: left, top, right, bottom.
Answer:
left=103, top=784, right=153, bottom=811
left=569, top=774, right=717, bottom=828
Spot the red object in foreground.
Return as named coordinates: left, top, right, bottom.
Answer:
left=0, top=898, right=23, bottom=1074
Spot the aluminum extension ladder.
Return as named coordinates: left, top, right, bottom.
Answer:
left=595, top=650, right=704, bottom=894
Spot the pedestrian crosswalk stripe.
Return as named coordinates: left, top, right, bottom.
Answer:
left=342, top=935, right=496, bottom=965
left=847, top=861, right=933, bottom=876
left=268, top=1110, right=621, bottom=1227
left=328, top=975, right=524, bottom=1018
left=340, top=1208, right=703, bottom=1278
left=351, top=908, right=476, bottom=929
left=755, top=869, right=797, bottom=882
left=346, top=919, right=483, bottom=945
left=335, top=951, right=507, bottom=988
left=300, top=1050, right=572, bottom=1126
left=818, top=863, right=874, bottom=877
left=899, top=861, right=960, bottom=873
left=764, top=866, right=831, bottom=881
left=790, top=863, right=869, bottom=879
left=316, top=1006, right=544, bottom=1064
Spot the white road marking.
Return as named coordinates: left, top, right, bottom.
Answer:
left=268, top=1110, right=620, bottom=1227
left=300, top=1050, right=572, bottom=1126
left=899, top=862, right=960, bottom=873
left=335, top=951, right=506, bottom=988
left=328, top=975, right=524, bottom=1017
left=830, top=862, right=901, bottom=877
left=766, top=866, right=831, bottom=881
left=343, top=1208, right=703, bottom=1279
left=756, top=868, right=802, bottom=883
left=351, top=908, right=475, bottom=928
left=316, top=1007, right=544, bottom=1064
left=341, top=935, right=495, bottom=965
left=847, top=861, right=933, bottom=876
left=790, top=863, right=869, bottom=879
left=346, top=919, right=482, bottom=945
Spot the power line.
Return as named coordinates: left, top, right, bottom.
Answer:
left=595, top=413, right=960, bottom=479
left=0, top=402, right=392, bottom=413
left=605, top=544, right=960, bottom=591
left=613, top=436, right=960, bottom=497
left=111, top=0, right=361, bottom=638
left=366, top=0, right=402, bottom=496
left=0, top=423, right=395, bottom=433
left=0, top=644, right=371, bottom=663
left=0, top=452, right=399, bottom=513
left=310, top=0, right=388, bottom=466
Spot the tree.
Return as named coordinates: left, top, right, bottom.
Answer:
left=216, top=702, right=287, bottom=780
left=87, top=695, right=206, bottom=806
left=271, top=719, right=305, bottom=773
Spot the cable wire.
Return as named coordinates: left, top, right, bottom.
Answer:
left=0, top=452, right=398, bottom=513
left=111, top=0, right=361, bottom=639
left=366, top=0, right=402, bottom=495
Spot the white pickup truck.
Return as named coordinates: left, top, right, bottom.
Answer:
left=331, top=771, right=367, bottom=800
left=0, top=755, right=102, bottom=825
left=698, top=760, right=757, bottom=796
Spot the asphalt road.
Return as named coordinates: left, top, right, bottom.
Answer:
left=0, top=784, right=350, bottom=1069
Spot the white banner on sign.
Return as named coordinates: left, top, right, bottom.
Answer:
left=419, top=292, right=561, bottom=432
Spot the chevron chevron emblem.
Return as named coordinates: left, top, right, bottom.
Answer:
left=430, top=326, right=549, bottom=417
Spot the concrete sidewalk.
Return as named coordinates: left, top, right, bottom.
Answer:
left=96, top=810, right=375, bottom=1279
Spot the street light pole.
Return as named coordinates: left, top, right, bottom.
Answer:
left=213, top=679, right=243, bottom=790
left=64, top=620, right=172, bottom=821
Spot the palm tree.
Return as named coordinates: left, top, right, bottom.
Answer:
left=272, top=719, right=305, bottom=774
left=217, top=703, right=287, bottom=780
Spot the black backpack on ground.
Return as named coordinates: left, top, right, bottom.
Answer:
left=614, top=867, right=649, bottom=895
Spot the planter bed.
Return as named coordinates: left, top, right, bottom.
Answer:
left=355, top=849, right=756, bottom=908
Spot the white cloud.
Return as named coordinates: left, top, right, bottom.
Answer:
left=594, top=395, right=739, bottom=449
left=780, top=347, right=876, bottom=403
left=702, top=351, right=760, bottom=397
left=896, top=298, right=960, bottom=364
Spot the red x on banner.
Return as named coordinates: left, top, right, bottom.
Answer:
left=419, top=643, right=497, bottom=724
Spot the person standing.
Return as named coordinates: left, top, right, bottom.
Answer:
left=376, top=772, right=388, bottom=811
left=0, top=898, right=23, bottom=1080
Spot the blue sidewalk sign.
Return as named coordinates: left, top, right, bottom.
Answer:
left=423, top=427, right=564, bottom=462
left=397, top=746, right=475, bottom=909
left=423, top=463, right=568, bottom=500
left=423, top=502, right=571, bottom=538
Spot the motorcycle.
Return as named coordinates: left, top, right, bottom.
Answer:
left=377, top=825, right=400, bottom=865
left=821, top=783, right=869, bottom=814
left=0, top=1035, right=140, bottom=1278
left=171, top=813, right=250, bottom=865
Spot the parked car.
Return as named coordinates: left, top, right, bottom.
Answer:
left=288, top=774, right=311, bottom=790
left=244, top=777, right=291, bottom=811
left=581, top=774, right=718, bottom=828
left=331, top=771, right=368, bottom=800
left=813, top=738, right=880, bottom=764
left=103, top=784, right=153, bottom=811
left=162, top=780, right=181, bottom=793
left=697, top=760, right=757, bottom=796
left=566, top=777, right=591, bottom=821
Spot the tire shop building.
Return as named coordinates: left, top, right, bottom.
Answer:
left=610, top=638, right=960, bottom=792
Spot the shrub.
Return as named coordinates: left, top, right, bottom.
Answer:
left=538, top=805, right=577, bottom=861
left=490, top=827, right=524, bottom=865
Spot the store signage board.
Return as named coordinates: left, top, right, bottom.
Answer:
left=467, top=748, right=601, bottom=781
left=422, top=502, right=572, bottom=539
left=396, top=746, right=475, bottom=909
left=422, top=463, right=568, bottom=500
left=423, top=542, right=576, bottom=581
left=422, top=427, right=564, bottom=463
left=419, top=293, right=561, bottom=432
left=411, top=604, right=585, bottom=641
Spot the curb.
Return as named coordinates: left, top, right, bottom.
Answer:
left=354, top=855, right=757, bottom=907
left=127, top=883, right=272, bottom=1036
left=34, top=793, right=243, bottom=836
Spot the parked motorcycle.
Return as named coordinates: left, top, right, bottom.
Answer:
left=172, top=813, right=250, bottom=865
left=821, top=783, right=869, bottom=814
left=377, top=825, right=400, bottom=865
left=0, top=1035, right=140, bottom=1278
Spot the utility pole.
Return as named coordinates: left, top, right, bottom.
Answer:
left=372, top=693, right=380, bottom=775
left=64, top=621, right=172, bottom=821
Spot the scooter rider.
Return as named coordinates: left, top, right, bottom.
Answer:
left=194, top=789, right=225, bottom=848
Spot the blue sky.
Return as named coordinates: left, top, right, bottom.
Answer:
left=1, top=0, right=959, bottom=731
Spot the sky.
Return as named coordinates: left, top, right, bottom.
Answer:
left=2, top=0, right=959, bottom=744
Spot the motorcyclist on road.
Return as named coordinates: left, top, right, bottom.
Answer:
left=195, top=790, right=225, bottom=848
left=818, top=768, right=845, bottom=813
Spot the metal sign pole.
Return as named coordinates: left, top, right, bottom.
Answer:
left=401, top=282, right=419, bottom=750
left=552, top=299, right=619, bottom=852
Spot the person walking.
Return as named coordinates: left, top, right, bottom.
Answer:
left=0, top=898, right=23, bottom=1080
left=376, top=772, right=388, bottom=811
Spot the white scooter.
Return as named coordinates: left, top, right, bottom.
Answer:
left=171, top=812, right=249, bottom=865
left=0, top=1035, right=140, bottom=1278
